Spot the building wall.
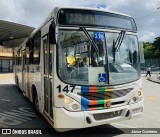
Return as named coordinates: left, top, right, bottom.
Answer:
left=0, top=45, right=13, bottom=72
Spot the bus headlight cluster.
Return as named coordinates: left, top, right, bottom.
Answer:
left=130, top=90, right=142, bottom=104
left=64, top=97, right=81, bottom=111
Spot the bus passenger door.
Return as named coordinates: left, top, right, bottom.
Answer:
left=43, top=36, right=53, bottom=119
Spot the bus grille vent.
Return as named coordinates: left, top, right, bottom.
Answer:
left=78, top=88, right=133, bottom=100
left=93, top=110, right=123, bottom=121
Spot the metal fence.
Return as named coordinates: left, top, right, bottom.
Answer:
left=141, top=58, right=160, bottom=74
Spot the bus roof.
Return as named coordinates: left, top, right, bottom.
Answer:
left=26, top=6, right=135, bottom=44
left=53, top=6, right=132, bottom=18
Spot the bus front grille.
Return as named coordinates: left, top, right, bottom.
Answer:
left=78, top=87, right=133, bottom=110
left=88, top=101, right=125, bottom=108
left=93, top=110, right=123, bottom=120
left=78, top=88, right=133, bottom=100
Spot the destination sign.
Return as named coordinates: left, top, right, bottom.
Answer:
left=58, top=9, right=137, bottom=32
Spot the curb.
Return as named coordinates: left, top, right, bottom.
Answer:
left=147, top=77, right=160, bottom=84
left=0, top=74, right=13, bottom=79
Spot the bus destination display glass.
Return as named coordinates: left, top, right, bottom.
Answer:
left=58, top=9, right=137, bottom=31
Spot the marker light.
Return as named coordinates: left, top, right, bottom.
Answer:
left=65, top=98, right=71, bottom=104
left=58, top=94, right=64, bottom=99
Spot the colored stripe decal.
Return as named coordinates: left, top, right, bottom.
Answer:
left=81, top=86, right=112, bottom=93
left=105, top=89, right=112, bottom=92
left=89, top=100, right=105, bottom=105
left=98, top=87, right=105, bottom=92
left=80, top=86, right=113, bottom=110
left=81, top=96, right=89, bottom=110
left=81, top=86, right=89, bottom=93
left=89, top=100, right=97, bottom=105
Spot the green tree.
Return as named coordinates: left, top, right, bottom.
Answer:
left=143, top=36, right=160, bottom=59
left=153, top=36, right=160, bottom=54
left=143, top=43, right=155, bottom=58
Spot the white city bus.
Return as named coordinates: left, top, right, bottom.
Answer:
left=14, top=7, right=144, bottom=131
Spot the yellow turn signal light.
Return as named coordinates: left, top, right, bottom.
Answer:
left=58, top=94, right=64, bottom=99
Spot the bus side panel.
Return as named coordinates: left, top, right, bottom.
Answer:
left=17, top=65, right=22, bottom=89
left=25, top=65, right=41, bottom=102
left=14, top=54, right=17, bottom=84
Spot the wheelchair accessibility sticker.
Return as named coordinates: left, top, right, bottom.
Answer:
left=98, top=73, right=107, bottom=82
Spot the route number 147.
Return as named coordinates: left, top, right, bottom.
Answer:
left=56, top=85, right=75, bottom=93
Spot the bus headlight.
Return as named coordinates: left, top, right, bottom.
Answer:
left=68, top=101, right=81, bottom=111
left=130, top=90, right=143, bottom=104
left=137, top=90, right=142, bottom=96
left=64, top=96, right=82, bottom=111
left=132, top=96, right=139, bottom=102
left=72, top=104, right=79, bottom=110
left=65, top=98, right=71, bottom=105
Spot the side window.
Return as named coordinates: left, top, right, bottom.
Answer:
left=17, top=49, right=21, bottom=65
left=19, top=48, right=22, bottom=65
left=43, top=39, right=48, bottom=75
left=26, top=31, right=41, bottom=65
left=33, top=31, right=41, bottom=64
left=26, top=47, right=30, bottom=65
left=49, top=42, right=53, bottom=75
left=26, top=40, right=33, bottom=64
left=17, top=50, right=19, bottom=65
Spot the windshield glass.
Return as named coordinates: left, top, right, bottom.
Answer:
left=107, top=32, right=141, bottom=85
left=57, top=29, right=141, bottom=85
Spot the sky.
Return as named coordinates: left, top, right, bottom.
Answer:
left=0, top=0, right=160, bottom=42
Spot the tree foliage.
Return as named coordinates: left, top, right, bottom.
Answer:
left=143, top=36, right=160, bottom=59
left=153, top=37, right=160, bottom=50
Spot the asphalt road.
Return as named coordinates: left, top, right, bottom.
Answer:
left=0, top=73, right=160, bottom=137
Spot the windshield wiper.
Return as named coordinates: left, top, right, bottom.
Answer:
left=112, top=30, right=126, bottom=61
left=80, top=27, right=99, bottom=54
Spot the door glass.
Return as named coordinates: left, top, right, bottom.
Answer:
left=44, top=77, right=48, bottom=112
left=43, top=37, right=53, bottom=118
left=22, top=50, right=25, bottom=70
left=49, top=44, right=53, bottom=75
left=44, top=39, right=48, bottom=75
left=50, top=79, right=53, bottom=118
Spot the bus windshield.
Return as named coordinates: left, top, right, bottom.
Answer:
left=107, top=32, right=141, bottom=85
left=57, top=29, right=141, bottom=85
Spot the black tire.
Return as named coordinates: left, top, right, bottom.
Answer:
left=32, top=89, right=41, bottom=116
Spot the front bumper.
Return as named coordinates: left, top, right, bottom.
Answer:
left=54, top=99, right=143, bottom=131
